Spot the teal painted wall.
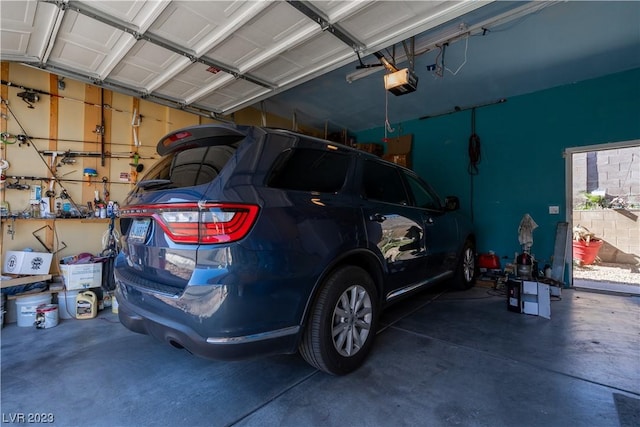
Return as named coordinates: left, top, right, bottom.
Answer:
left=356, top=68, right=640, bottom=267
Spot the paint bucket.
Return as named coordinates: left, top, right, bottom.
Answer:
left=57, top=290, right=80, bottom=319
left=35, top=304, right=59, bottom=329
left=76, top=291, right=97, bottom=319
left=15, top=293, right=52, bottom=327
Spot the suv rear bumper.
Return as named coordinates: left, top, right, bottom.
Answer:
left=116, top=288, right=300, bottom=360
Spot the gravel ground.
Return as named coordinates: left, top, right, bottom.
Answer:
left=573, top=262, right=640, bottom=285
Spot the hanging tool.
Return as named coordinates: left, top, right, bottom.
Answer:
left=32, top=225, right=67, bottom=254
left=102, top=176, right=110, bottom=201
left=7, top=215, right=16, bottom=240
left=0, top=158, right=9, bottom=189
left=468, top=108, right=481, bottom=175
left=5, top=178, right=30, bottom=190
left=3, top=174, right=130, bottom=185
left=45, top=179, right=56, bottom=197
left=467, top=108, right=481, bottom=224
left=100, top=88, right=106, bottom=166
left=130, top=152, right=143, bottom=183
left=17, top=91, right=39, bottom=109
left=84, top=168, right=98, bottom=186
left=132, top=108, right=141, bottom=147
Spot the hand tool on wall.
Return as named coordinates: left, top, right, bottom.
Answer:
left=32, top=225, right=67, bottom=254
left=102, top=176, right=109, bottom=201
left=83, top=168, right=98, bottom=186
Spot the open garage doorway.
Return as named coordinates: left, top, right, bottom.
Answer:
left=566, top=141, right=640, bottom=294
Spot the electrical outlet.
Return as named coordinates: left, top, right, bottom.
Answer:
left=549, top=205, right=559, bottom=214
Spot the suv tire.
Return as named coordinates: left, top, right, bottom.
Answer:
left=300, top=265, right=378, bottom=375
left=451, top=240, right=476, bottom=290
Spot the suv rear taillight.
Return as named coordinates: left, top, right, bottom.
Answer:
left=122, top=203, right=259, bottom=244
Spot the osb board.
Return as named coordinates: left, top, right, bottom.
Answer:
left=385, top=134, right=413, bottom=155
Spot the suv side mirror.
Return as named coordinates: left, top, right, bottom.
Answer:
left=444, top=196, right=460, bottom=211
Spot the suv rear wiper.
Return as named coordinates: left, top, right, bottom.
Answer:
left=137, top=179, right=173, bottom=190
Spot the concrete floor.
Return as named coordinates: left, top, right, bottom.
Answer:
left=1, top=285, right=639, bottom=427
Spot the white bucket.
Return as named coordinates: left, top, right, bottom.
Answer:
left=15, top=293, right=52, bottom=327
left=57, top=290, right=80, bottom=319
left=35, top=304, right=59, bottom=329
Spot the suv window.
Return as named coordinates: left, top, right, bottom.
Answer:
left=171, top=146, right=236, bottom=187
left=135, top=145, right=236, bottom=192
left=404, top=172, right=441, bottom=210
left=268, top=148, right=350, bottom=193
left=362, top=160, right=408, bottom=205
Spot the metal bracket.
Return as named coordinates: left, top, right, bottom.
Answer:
left=32, top=225, right=67, bottom=254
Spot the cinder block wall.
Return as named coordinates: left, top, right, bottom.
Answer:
left=573, top=146, right=640, bottom=208
left=573, top=209, right=640, bottom=264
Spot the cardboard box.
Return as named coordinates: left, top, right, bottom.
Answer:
left=385, top=134, right=412, bottom=155
left=3, top=251, right=53, bottom=275
left=383, top=153, right=411, bottom=169
left=60, top=262, right=102, bottom=290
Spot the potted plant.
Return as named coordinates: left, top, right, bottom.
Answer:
left=572, top=225, right=603, bottom=265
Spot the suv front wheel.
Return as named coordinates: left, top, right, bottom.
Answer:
left=451, top=239, right=476, bottom=290
left=300, top=265, right=379, bottom=375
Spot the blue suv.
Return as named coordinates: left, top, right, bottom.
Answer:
left=114, top=124, right=476, bottom=375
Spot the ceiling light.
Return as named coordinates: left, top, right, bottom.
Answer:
left=384, top=68, right=418, bottom=96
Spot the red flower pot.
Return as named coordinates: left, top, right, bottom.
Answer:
left=572, top=239, right=603, bottom=265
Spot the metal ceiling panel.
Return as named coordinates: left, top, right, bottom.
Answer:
left=251, top=31, right=351, bottom=85
left=74, top=0, right=169, bottom=33
left=155, top=62, right=225, bottom=100
left=155, top=63, right=235, bottom=105
left=340, top=0, right=487, bottom=49
left=0, top=0, right=495, bottom=116
left=47, top=10, right=135, bottom=79
left=147, top=1, right=269, bottom=56
left=107, top=40, right=186, bottom=91
left=8, top=0, right=625, bottom=132
left=194, top=78, right=270, bottom=112
left=203, top=2, right=317, bottom=73
left=306, top=0, right=371, bottom=23
left=0, top=1, right=59, bottom=61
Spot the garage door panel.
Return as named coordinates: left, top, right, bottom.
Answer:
left=48, top=11, right=135, bottom=78
left=206, top=2, right=315, bottom=70
left=251, top=33, right=352, bottom=85
left=108, top=41, right=184, bottom=89
left=341, top=1, right=485, bottom=48
left=195, top=79, right=270, bottom=112
left=76, top=0, right=168, bottom=32
left=0, top=1, right=59, bottom=60
left=147, top=0, right=268, bottom=55
left=155, top=63, right=234, bottom=102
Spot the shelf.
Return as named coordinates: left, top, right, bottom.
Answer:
left=1, top=217, right=112, bottom=223
left=0, top=274, right=52, bottom=289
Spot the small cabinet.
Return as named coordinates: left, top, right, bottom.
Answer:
left=507, top=279, right=551, bottom=319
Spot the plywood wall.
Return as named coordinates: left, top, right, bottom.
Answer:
left=1, top=62, right=322, bottom=271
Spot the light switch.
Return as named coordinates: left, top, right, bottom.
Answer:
left=549, top=205, right=559, bottom=214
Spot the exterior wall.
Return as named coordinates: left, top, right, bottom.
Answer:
left=573, top=146, right=640, bottom=208
left=573, top=209, right=640, bottom=264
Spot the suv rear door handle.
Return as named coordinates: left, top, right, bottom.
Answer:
left=369, top=213, right=386, bottom=223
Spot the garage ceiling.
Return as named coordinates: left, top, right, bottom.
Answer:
left=1, top=1, right=639, bottom=133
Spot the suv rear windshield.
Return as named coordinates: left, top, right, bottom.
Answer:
left=268, top=148, right=350, bottom=193
left=135, top=145, right=237, bottom=192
